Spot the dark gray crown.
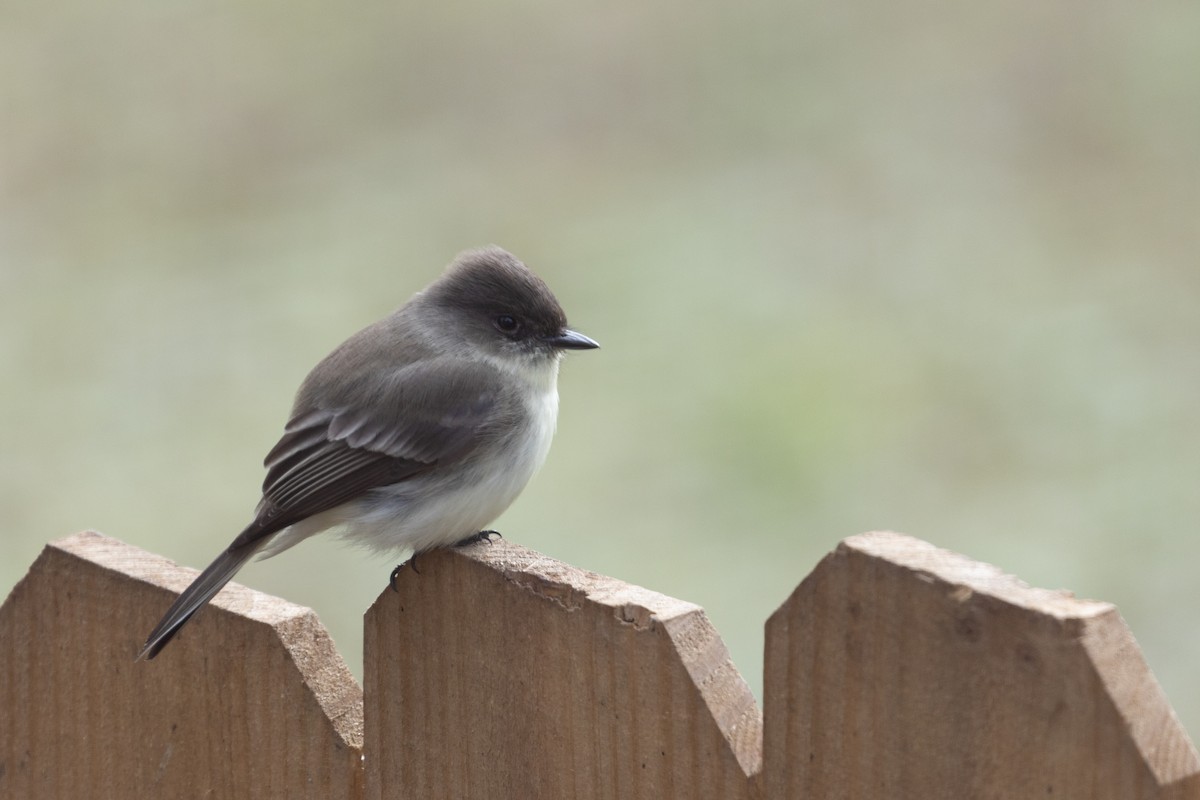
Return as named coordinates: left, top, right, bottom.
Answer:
left=427, top=247, right=568, bottom=340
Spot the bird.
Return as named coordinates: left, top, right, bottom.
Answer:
left=139, top=246, right=598, bottom=659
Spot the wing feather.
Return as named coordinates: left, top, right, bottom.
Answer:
left=229, top=358, right=511, bottom=551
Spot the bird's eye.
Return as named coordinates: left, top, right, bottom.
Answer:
left=495, top=314, right=520, bottom=334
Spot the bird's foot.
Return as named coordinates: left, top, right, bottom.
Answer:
left=454, top=530, right=502, bottom=548
left=391, top=532, right=500, bottom=591
left=389, top=555, right=422, bottom=591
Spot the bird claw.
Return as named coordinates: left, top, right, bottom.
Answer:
left=391, top=531, right=500, bottom=591
left=454, top=530, right=502, bottom=548
left=389, top=555, right=421, bottom=591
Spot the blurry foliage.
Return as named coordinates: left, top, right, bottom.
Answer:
left=3, top=0, right=1199, bottom=733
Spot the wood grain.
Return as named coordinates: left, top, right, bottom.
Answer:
left=364, top=540, right=761, bottom=800
left=7, top=529, right=1198, bottom=799
left=0, top=531, right=364, bottom=799
left=762, top=530, right=1200, bottom=800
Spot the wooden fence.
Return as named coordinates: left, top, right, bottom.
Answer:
left=1, top=530, right=1198, bottom=799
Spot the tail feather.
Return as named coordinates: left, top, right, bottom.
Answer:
left=138, top=541, right=265, bottom=660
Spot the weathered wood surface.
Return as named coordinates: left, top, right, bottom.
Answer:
left=762, top=531, right=1200, bottom=800
left=0, top=531, right=363, bottom=799
left=5, top=529, right=1198, bottom=800
left=365, top=540, right=762, bottom=800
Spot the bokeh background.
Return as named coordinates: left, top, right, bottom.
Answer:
left=3, top=1, right=1199, bottom=733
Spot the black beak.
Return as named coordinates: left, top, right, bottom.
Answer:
left=544, top=328, right=599, bottom=350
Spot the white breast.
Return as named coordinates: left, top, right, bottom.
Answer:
left=376, top=380, right=558, bottom=553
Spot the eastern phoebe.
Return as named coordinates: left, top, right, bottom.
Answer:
left=139, top=247, right=598, bottom=660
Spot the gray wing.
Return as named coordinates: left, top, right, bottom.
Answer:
left=139, top=357, right=509, bottom=660
left=233, top=357, right=509, bottom=548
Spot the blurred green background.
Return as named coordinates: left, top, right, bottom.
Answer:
left=3, top=1, right=1198, bottom=734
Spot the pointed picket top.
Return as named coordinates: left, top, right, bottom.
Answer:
left=763, top=530, right=1200, bottom=800
left=0, top=531, right=363, bottom=799
left=365, top=539, right=762, bottom=800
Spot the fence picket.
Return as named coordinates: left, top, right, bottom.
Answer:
left=365, top=541, right=762, bottom=800
left=0, top=531, right=364, bottom=799
left=762, top=531, right=1200, bottom=799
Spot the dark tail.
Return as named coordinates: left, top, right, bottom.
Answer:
left=137, top=541, right=265, bottom=660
